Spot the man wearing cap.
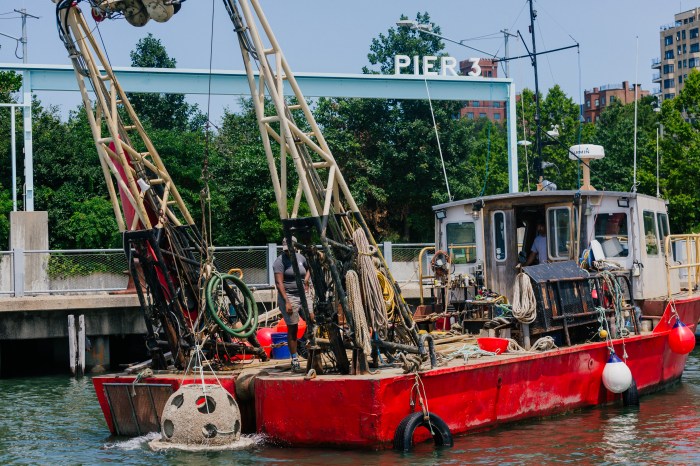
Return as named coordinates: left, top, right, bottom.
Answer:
left=273, top=236, right=311, bottom=372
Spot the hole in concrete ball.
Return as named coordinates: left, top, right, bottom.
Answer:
left=171, top=394, right=184, bottom=409
left=202, top=423, right=218, bottom=439
left=195, top=395, right=217, bottom=414
left=228, top=394, right=235, bottom=406
left=163, top=419, right=174, bottom=438
left=234, top=419, right=240, bottom=433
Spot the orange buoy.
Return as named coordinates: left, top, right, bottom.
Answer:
left=669, top=320, right=696, bottom=355
left=276, top=318, right=307, bottom=340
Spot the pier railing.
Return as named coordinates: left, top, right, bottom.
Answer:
left=0, top=242, right=432, bottom=297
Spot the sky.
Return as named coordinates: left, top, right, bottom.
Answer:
left=0, top=0, right=696, bottom=121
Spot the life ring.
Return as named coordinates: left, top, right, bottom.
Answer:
left=392, top=411, right=453, bottom=452
left=622, top=377, right=640, bottom=407
left=430, top=250, right=451, bottom=279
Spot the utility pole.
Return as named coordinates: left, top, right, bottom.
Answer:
left=500, top=29, right=517, bottom=78
left=528, top=0, right=543, bottom=189
left=13, top=9, right=39, bottom=211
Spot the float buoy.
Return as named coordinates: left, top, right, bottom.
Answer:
left=393, top=411, right=453, bottom=452
left=256, top=327, right=275, bottom=358
left=668, top=320, right=696, bottom=355
left=601, top=352, right=632, bottom=393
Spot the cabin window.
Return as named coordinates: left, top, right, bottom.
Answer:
left=446, top=222, right=477, bottom=264
left=657, top=212, right=670, bottom=255
left=493, top=211, right=507, bottom=262
left=547, top=207, right=571, bottom=259
left=643, top=211, right=659, bottom=255
left=594, top=213, right=629, bottom=258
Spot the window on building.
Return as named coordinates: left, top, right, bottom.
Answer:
left=664, top=78, right=674, bottom=89
left=493, top=211, right=507, bottom=262
left=665, top=35, right=674, bottom=45
left=678, top=45, right=682, bottom=55
left=684, top=18, right=689, bottom=24
left=656, top=213, right=670, bottom=255
left=665, top=50, right=675, bottom=59
left=601, top=97, right=606, bottom=106
left=691, top=42, right=700, bottom=53
left=467, top=112, right=474, bottom=119
left=663, top=63, right=675, bottom=73
left=679, top=75, right=683, bottom=85
left=473, top=101, right=480, bottom=107
left=684, top=59, right=688, bottom=68
left=586, top=100, right=590, bottom=108
left=692, top=28, right=700, bottom=39
left=643, top=211, right=659, bottom=255
left=683, top=44, right=688, bottom=54
left=610, top=96, right=616, bottom=103
left=595, top=99, right=599, bottom=106
left=494, top=113, right=501, bottom=120
left=479, top=113, right=486, bottom=118
left=446, top=222, right=477, bottom=264
left=486, top=71, right=493, bottom=77
left=547, top=207, right=571, bottom=260
left=683, top=30, right=687, bottom=40
left=594, top=213, right=629, bottom=258
left=493, top=102, right=501, bottom=108
left=677, top=31, right=681, bottom=41
left=690, top=58, right=697, bottom=68
left=586, top=117, right=591, bottom=123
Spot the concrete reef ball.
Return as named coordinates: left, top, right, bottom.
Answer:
left=159, top=384, right=241, bottom=446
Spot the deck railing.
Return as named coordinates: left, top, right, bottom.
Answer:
left=665, top=234, right=700, bottom=297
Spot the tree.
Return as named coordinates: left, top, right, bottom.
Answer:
left=128, top=33, right=204, bottom=131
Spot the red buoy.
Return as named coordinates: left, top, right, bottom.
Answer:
left=668, top=320, right=696, bottom=355
left=256, top=327, right=275, bottom=358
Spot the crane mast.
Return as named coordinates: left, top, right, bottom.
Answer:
left=53, top=0, right=424, bottom=376
left=54, top=0, right=266, bottom=369
left=225, top=0, right=420, bottom=373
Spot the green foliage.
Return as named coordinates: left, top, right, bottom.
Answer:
left=127, top=34, right=204, bottom=131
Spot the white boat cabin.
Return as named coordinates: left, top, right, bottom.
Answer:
left=432, top=190, right=674, bottom=305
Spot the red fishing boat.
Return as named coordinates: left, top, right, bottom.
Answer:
left=52, top=0, right=698, bottom=452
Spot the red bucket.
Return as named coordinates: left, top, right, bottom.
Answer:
left=477, top=337, right=509, bottom=354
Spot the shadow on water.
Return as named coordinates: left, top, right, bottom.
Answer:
left=0, top=348, right=698, bottom=465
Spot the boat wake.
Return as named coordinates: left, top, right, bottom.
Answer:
left=102, top=432, right=160, bottom=451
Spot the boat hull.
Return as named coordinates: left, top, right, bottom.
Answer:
left=92, top=296, right=700, bottom=449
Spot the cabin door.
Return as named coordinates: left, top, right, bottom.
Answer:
left=485, top=209, right=518, bottom=302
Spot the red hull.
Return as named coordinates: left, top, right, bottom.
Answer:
left=92, top=296, right=700, bottom=449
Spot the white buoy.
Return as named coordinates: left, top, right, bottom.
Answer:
left=601, top=352, right=633, bottom=393
left=149, top=384, right=254, bottom=451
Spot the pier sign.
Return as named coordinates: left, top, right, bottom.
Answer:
left=393, top=56, right=482, bottom=77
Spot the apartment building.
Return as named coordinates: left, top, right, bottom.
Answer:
left=583, top=81, right=649, bottom=123
left=653, top=7, right=700, bottom=101
left=459, top=58, right=506, bottom=123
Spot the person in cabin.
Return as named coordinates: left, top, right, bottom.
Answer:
left=524, top=222, right=548, bottom=266
left=273, top=236, right=311, bottom=372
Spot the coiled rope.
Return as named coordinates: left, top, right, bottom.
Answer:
left=376, top=271, right=396, bottom=320
left=512, top=272, right=537, bottom=324
left=346, top=270, right=372, bottom=357
left=506, top=336, right=558, bottom=353
left=353, top=228, right=389, bottom=338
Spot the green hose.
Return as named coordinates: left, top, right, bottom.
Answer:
left=205, top=273, right=258, bottom=338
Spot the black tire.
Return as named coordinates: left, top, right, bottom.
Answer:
left=393, top=411, right=453, bottom=453
left=623, top=377, right=640, bottom=407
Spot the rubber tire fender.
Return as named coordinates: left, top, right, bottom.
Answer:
left=622, top=377, right=640, bottom=407
left=393, top=411, right=454, bottom=452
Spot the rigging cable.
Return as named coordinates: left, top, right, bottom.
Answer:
left=423, top=78, right=452, bottom=202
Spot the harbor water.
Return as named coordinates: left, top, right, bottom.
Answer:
left=1, top=347, right=698, bottom=465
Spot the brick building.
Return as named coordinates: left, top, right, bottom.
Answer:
left=583, top=81, right=649, bottom=123
left=653, top=7, right=700, bottom=101
left=459, top=58, right=506, bottom=123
